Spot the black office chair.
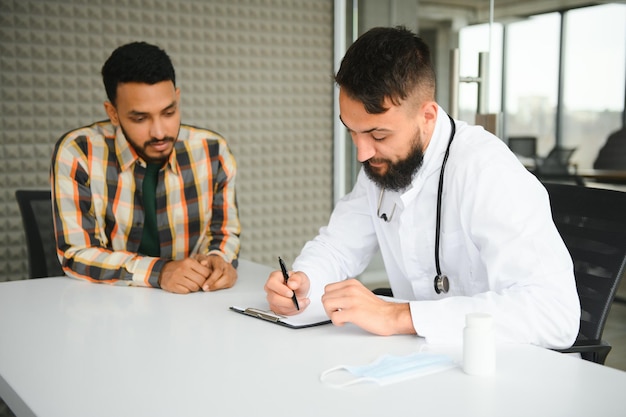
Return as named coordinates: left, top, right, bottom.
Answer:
left=374, top=184, right=626, bottom=365
left=15, top=189, right=64, bottom=278
left=534, top=146, right=585, bottom=186
left=545, top=183, right=626, bottom=364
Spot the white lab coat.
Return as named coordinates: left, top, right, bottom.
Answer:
left=293, top=106, right=580, bottom=348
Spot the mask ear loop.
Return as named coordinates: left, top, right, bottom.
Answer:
left=320, top=366, right=369, bottom=388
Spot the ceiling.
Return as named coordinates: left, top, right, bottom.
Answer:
left=418, top=0, right=623, bottom=25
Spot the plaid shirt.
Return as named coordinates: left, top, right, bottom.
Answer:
left=51, top=121, right=240, bottom=288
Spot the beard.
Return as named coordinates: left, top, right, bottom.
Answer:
left=119, top=123, right=178, bottom=165
left=363, top=129, right=425, bottom=192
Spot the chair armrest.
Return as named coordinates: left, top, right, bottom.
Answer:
left=553, top=339, right=612, bottom=365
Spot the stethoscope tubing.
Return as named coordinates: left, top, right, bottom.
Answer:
left=433, top=114, right=456, bottom=294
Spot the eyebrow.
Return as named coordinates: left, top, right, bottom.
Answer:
left=127, top=100, right=177, bottom=117
left=338, top=115, right=392, bottom=134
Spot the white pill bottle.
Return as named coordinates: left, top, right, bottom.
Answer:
left=463, top=312, right=496, bottom=376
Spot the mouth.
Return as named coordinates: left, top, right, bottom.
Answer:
left=147, top=140, right=173, bottom=152
left=366, top=159, right=387, bottom=170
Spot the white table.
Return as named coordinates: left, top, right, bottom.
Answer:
left=1, top=259, right=625, bottom=417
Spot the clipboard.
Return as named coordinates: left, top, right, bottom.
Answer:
left=229, top=304, right=332, bottom=329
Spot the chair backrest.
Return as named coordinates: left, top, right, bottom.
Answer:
left=544, top=183, right=626, bottom=343
left=508, top=136, right=537, bottom=158
left=538, top=146, right=577, bottom=175
left=15, top=189, right=64, bottom=278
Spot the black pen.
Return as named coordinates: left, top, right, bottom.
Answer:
left=278, top=256, right=300, bottom=310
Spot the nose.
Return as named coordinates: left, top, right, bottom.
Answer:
left=353, top=135, right=376, bottom=163
left=149, top=117, right=165, bottom=139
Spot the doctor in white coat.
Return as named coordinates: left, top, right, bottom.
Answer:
left=264, top=26, right=580, bottom=348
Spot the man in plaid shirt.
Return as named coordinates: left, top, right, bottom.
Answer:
left=51, top=42, right=240, bottom=294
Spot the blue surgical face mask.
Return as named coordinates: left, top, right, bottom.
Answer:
left=320, top=352, right=457, bottom=388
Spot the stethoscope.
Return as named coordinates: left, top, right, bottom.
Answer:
left=377, top=113, right=456, bottom=294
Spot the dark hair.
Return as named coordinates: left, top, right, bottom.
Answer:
left=101, top=41, right=176, bottom=105
left=335, top=26, right=436, bottom=114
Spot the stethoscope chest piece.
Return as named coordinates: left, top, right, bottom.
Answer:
left=434, top=274, right=449, bottom=294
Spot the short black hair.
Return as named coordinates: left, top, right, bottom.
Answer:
left=101, top=41, right=176, bottom=105
left=335, top=26, right=436, bottom=114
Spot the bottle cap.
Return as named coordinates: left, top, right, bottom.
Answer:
left=466, top=312, right=493, bottom=328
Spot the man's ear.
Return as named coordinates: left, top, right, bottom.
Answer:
left=104, top=101, right=119, bottom=126
left=415, top=100, right=439, bottom=151
left=421, top=101, right=438, bottom=130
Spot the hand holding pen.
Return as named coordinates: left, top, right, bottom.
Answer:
left=278, top=257, right=300, bottom=310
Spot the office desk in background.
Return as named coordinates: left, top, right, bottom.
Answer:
left=577, top=168, right=626, bottom=185
left=1, top=260, right=626, bottom=417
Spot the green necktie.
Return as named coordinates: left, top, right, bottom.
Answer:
left=138, top=163, right=161, bottom=257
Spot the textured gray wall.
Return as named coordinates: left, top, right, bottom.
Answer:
left=0, top=0, right=334, bottom=280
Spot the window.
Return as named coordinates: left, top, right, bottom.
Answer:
left=561, top=4, right=626, bottom=169
left=504, top=13, right=561, bottom=157
left=459, top=4, right=626, bottom=169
